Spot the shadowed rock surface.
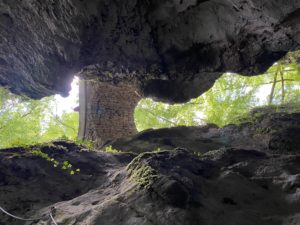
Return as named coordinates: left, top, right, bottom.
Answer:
left=0, top=141, right=135, bottom=225
left=1, top=1, right=300, bottom=224
left=1, top=110, right=300, bottom=225
left=0, top=0, right=300, bottom=102
left=110, top=107, right=300, bottom=154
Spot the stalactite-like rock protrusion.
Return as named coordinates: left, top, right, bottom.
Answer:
left=78, top=79, right=141, bottom=146
left=0, top=0, right=299, bottom=102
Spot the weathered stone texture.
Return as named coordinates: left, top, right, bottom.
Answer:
left=111, top=105, right=300, bottom=154
left=0, top=0, right=299, bottom=102
left=2, top=108, right=300, bottom=225
left=79, top=80, right=141, bottom=146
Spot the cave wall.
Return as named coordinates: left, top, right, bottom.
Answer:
left=78, top=80, right=141, bottom=146
left=2, top=109, right=300, bottom=225
left=0, top=0, right=299, bottom=102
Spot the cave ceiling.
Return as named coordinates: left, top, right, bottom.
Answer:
left=0, top=0, right=299, bottom=102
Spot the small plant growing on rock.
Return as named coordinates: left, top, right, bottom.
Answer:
left=193, top=151, right=202, bottom=157
left=154, top=147, right=161, bottom=152
left=127, top=153, right=159, bottom=189
left=31, top=149, right=59, bottom=168
left=30, top=148, right=80, bottom=175
left=61, top=160, right=80, bottom=175
left=75, top=139, right=95, bottom=151
left=255, top=127, right=268, bottom=134
left=104, top=145, right=121, bottom=153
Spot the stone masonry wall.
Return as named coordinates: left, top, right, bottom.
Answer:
left=79, top=80, right=141, bottom=147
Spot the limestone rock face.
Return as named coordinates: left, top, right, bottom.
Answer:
left=2, top=146, right=300, bottom=225
left=110, top=107, right=300, bottom=154
left=0, top=0, right=299, bottom=102
left=1, top=110, right=300, bottom=225
left=0, top=141, right=135, bottom=225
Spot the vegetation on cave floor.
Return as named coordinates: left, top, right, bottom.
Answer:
left=135, top=51, right=300, bottom=130
left=0, top=140, right=83, bottom=176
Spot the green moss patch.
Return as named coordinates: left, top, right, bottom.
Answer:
left=127, top=153, right=159, bottom=189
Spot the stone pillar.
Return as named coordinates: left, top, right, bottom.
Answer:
left=78, top=79, right=141, bottom=147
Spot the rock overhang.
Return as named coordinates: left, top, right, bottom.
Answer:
left=0, top=0, right=299, bottom=102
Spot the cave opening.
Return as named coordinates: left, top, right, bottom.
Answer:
left=0, top=51, right=299, bottom=149
left=0, top=77, right=79, bottom=149
left=135, top=51, right=300, bottom=130
left=0, top=0, right=300, bottom=224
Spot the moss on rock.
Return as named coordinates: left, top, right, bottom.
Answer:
left=127, top=152, right=159, bottom=189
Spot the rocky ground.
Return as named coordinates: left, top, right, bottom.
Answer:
left=1, top=109, right=300, bottom=225
left=111, top=105, right=300, bottom=154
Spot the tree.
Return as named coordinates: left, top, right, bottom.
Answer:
left=135, top=51, right=300, bottom=129
left=0, top=88, right=79, bottom=148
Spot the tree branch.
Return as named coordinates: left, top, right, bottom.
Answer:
left=280, top=69, right=285, bottom=104
left=268, top=69, right=279, bottom=105
left=50, top=113, right=76, bottom=132
left=260, top=79, right=296, bottom=86
left=140, top=108, right=177, bottom=125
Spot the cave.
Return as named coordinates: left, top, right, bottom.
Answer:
left=0, top=0, right=300, bottom=225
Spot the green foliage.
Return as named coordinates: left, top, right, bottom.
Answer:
left=61, top=160, right=80, bottom=175
left=104, top=145, right=121, bottom=153
left=42, top=111, right=79, bottom=141
left=135, top=51, right=300, bottom=129
left=0, top=90, right=49, bottom=147
left=75, top=139, right=95, bottom=151
left=198, top=73, right=261, bottom=126
left=31, top=148, right=59, bottom=167
left=134, top=73, right=261, bottom=129
left=30, top=148, right=80, bottom=175
left=0, top=87, right=79, bottom=149
left=135, top=98, right=200, bottom=130
left=127, top=153, right=158, bottom=189
left=153, top=147, right=161, bottom=153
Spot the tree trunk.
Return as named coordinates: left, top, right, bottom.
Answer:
left=280, top=68, right=285, bottom=104
left=268, top=72, right=278, bottom=105
left=78, top=79, right=141, bottom=147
